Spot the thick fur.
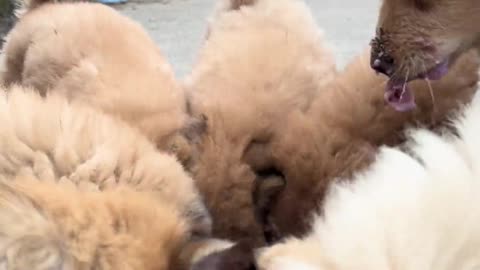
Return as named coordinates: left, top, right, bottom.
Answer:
left=0, top=178, right=188, bottom=270
left=257, top=87, right=480, bottom=270
left=187, top=0, right=480, bottom=244
left=370, top=0, right=480, bottom=82
left=0, top=0, right=200, bottom=166
left=0, top=85, right=211, bottom=238
left=184, top=0, right=337, bottom=244
left=263, top=48, right=479, bottom=238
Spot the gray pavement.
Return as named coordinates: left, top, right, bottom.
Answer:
left=117, top=0, right=382, bottom=78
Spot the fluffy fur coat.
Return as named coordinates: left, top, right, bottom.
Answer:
left=186, top=0, right=480, bottom=245
left=0, top=85, right=211, bottom=245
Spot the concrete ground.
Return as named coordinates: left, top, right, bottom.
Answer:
left=0, top=0, right=382, bottom=77
left=117, top=0, right=382, bottom=78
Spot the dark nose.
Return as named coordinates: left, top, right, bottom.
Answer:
left=371, top=54, right=395, bottom=76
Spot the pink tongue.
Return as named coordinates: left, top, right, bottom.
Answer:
left=425, top=59, right=449, bottom=80
left=385, top=81, right=416, bottom=112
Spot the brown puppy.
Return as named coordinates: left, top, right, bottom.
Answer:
left=370, top=0, right=480, bottom=111
left=186, top=0, right=479, bottom=245
left=263, top=48, right=479, bottom=238
left=185, top=0, right=337, bottom=245
left=0, top=0, right=203, bottom=167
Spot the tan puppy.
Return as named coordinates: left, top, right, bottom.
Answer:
left=369, top=0, right=480, bottom=111
left=0, top=85, right=211, bottom=240
left=0, top=178, right=187, bottom=270
left=185, top=0, right=337, bottom=245
left=0, top=0, right=203, bottom=166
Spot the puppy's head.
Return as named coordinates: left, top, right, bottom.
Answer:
left=370, top=0, right=480, bottom=110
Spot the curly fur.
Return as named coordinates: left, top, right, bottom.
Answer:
left=0, top=85, right=211, bottom=238
left=0, top=178, right=188, bottom=270
left=257, top=86, right=480, bottom=270
left=184, top=0, right=337, bottom=244
left=0, top=0, right=200, bottom=166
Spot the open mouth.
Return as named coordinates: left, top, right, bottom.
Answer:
left=385, top=59, right=449, bottom=112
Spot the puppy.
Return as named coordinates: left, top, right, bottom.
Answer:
left=0, top=0, right=202, bottom=166
left=260, top=48, right=479, bottom=239
left=187, top=0, right=480, bottom=245
left=257, top=87, right=480, bottom=270
left=0, top=85, right=212, bottom=240
left=185, top=0, right=337, bottom=245
left=370, top=0, right=480, bottom=111
left=0, top=178, right=188, bottom=270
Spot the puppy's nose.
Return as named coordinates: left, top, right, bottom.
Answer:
left=371, top=55, right=394, bottom=76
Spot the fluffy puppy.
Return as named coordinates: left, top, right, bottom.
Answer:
left=261, top=48, right=479, bottom=240
left=257, top=87, right=480, bottom=270
left=369, top=0, right=480, bottom=110
left=0, top=178, right=188, bottom=270
left=184, top=0, right=337, bottom=245
left=0, top=85, right=211, bottom=238
left=187, top=0, right=480, bottom=245
left=0, top=0, right=201, bottom=166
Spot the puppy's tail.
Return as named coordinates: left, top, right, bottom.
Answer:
left=0, top=180, right=69, bottom=270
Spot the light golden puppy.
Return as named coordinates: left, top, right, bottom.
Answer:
left=0, top=85, right=212, bottom=241
left=0, top=0, right=203, bottom=166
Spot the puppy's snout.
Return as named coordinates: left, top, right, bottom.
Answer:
left=371, top=54, right=395, bottom=76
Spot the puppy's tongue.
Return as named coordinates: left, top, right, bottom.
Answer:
left=385, top=80, right=416, bottom=112
left=424, top=59, right=449, bottom=80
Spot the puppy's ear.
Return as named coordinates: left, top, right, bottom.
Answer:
left=191, top=240, right=257, bottom=270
